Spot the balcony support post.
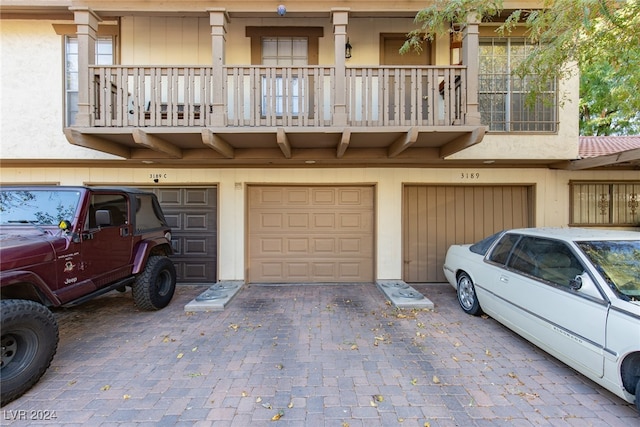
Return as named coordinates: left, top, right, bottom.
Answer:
left=209, top=9, right=229, bottom=127
left=461, top=16, right=481, bottom=126
left=70, top=7, right=100, bottom=127
left=332, top=8, right=350, bottom=127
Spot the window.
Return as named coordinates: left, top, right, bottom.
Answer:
left=508, top=237, right=584, bottom=287
left=65, top=36, right=113, bottom=126
left=570, top=181, right=640, bottom=226
left=487, top=233, right=520, bottom=265
left=479, top=38, right=557, bottom=132
left=261, top=37, right=307, bottom=117
left=88, top=194, right=127, bottom=228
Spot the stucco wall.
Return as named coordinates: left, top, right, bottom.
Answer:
left=0, top=20, right=119, bottom=160
left=1, top=166, right=636, bottom=281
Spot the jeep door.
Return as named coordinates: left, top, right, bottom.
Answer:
left=80, top=193, right=134, bottom=287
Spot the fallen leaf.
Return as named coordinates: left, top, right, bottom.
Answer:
left=100, top=384, right=111, bottom=391
left=485, top=349, right=492, bottom=357
left=452, top=356, right=459, bottom=362
left=411, top=378, right=418, bottom=386
left=242, top=391, right=248, bottom=397
left=432, top=375, right=441, bottom=384
left=256, top=397, right=262, bottom=403
left=369, top=400, right=378, bottom=407
left=262, top=402, right=272, bottom=409
left=373, top=394, right=384, bottom=402
left=123, top=394, right=131, bottom=400
left=192, top=347, right=198, bottom=352
left=271, top=410, right=284, bottom=421
left=508, top=372, right=517, bottom=379
left=287, top=401, right=294, bottom=408
left=275, top=363, right=284, bottom=370
left=177, top=353, right=184, bottom=359
left=342, top=423, right=350, bottom=427
left=424, top=423, right=431, bottom=427
left=350, top=344, right=358, bottom=350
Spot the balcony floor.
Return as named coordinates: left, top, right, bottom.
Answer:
left=63, top=125, right=487, bottom=167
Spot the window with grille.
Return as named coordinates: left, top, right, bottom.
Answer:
left=261, top=37, right=308, bottom=116
left=479, top=38, right=557, bottom=132
left=65, top=36, right=113, bottom=126
left=570, top=181, right=640, bottom=226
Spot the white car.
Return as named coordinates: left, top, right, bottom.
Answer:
left=443, top=228, right=640, bottom=410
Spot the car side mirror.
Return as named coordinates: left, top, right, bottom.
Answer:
left=570, top=275, right=582, bottom=290
left=571, top=273, right=602, bottom=299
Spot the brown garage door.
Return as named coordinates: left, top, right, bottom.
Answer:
left=151, top=187, right=217, bottom=283
left=403, top=185, right=533, bottom=283
left=248, top=186, right=374, bottom=283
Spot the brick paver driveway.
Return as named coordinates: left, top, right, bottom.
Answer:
left=2, top=283, right=638, bottom=426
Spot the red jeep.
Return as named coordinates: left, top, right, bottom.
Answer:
left=1, top=186, right=176, bottom=405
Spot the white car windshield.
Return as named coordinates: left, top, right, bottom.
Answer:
left=577, top=240, right=640, bottom=300
left=0, top=189, right=81, bottom=226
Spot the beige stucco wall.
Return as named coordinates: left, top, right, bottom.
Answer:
left=0, top=20, right=121, bottom=161
left=1, top=166, right=637, bottom=281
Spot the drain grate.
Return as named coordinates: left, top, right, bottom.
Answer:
left=393, top=290, right=425, bottom=300
left=195, top=290, right=228, bottom=301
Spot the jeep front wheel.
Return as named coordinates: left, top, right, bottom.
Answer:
left=1, top=299, right=59, bottom=406
left=132, top=256, right=177, bottom=310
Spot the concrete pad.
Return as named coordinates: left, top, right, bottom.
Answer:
left=376, top=280, right=434, bottom=309
left=184, top=281, right=244, bottom=312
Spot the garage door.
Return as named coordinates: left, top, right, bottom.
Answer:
left=403, top=185, right=533, bottom=283
left=248, top=186, right=374, bottom=283
left=151, top=187, right=217, bottom=283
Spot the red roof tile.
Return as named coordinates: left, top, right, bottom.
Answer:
left=579, top=136, right=640, bottom=158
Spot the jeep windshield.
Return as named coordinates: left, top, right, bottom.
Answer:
left=577, top=240, right=640, bottom=300
left=0, top=189, right=81, bottom=226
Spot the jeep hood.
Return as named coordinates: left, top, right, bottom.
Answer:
left=0, top=230, right=67, bottom=270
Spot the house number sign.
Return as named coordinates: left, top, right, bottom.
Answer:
left=460, top=172, right=481, bottom=179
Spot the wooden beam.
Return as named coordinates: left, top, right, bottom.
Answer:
left=63, top=128, right=131, bottom=158
left=439, top=127, right=486, bottom=158
left=132, top=128, right=182, bottom=159
left=201, top=129, right=235, bottom=158
left=551, top=147, right=640, bottom=170
left=276, top=127, right=292, bottom=158
left=388, top=127, right=419, bottom=158
left=336, top=129, right=351, bottom=158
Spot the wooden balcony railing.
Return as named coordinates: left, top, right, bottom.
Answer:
left=89, top=65, right=467, bottom=128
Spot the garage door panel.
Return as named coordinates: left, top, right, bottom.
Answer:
left=404, top=185, right=532, bottom=283
left=249, top=186, right=374, bottom=283
left=149, top=187, right=217, bottom=283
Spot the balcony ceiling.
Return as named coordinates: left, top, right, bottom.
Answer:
left=63, top=125, right=488, bottom=167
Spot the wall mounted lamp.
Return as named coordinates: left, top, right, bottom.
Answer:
left=345, top=38, right=352, bottom=59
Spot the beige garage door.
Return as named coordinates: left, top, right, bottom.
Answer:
left=248, top=186, right=374, bottom=283
left=403, top=185, right=533, bottom=283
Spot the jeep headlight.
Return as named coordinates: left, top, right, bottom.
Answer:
left=165, top=232, right=172, bottom=241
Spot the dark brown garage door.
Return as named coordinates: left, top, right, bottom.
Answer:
left=403, top=185, right=533, bottom=283
left=150, top=187, right=217, bottom=283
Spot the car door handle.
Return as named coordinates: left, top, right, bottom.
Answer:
left=500, top=275, right=509, bottom=283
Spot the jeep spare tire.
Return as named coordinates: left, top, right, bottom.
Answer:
left=132, top=256, right=177, bottom=310
left=1, top=299, right=59, bottom=406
